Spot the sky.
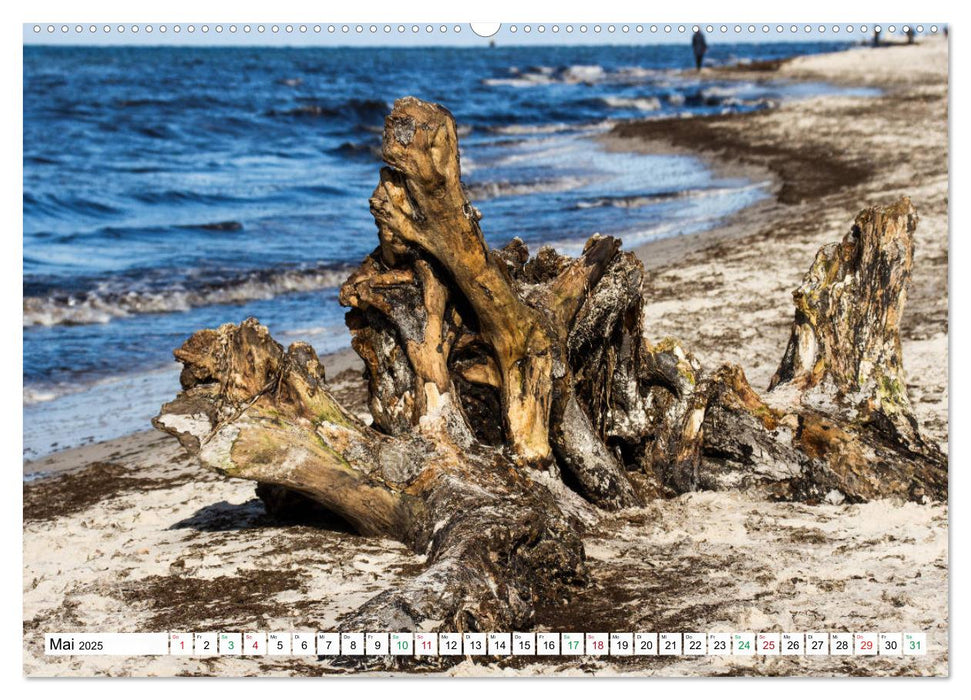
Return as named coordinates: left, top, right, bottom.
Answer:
left=20, top=21, right=933, bottom=48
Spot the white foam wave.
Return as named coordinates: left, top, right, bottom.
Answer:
left=561, top=65, right=606, bottom=84
left=465, top=176, right=589, bottom=201
left=23, top=388, right=58, bottom=405
left=483, top=64, right=606, bottom=88
left=488, top=123, right=575, bottom=136
left=482, top=75, right=553, bottom=88
left=576, top=182, right=773, bottom=211
left=23, top=265, right=353, bottom=328
left=601, top=96, right=662, bottom=112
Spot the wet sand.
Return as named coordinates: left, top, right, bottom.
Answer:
left=23, top=38, right=949, bottom=677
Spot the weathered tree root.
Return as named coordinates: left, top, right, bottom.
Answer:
left=154, top=97, right=946, bottom=634
left=652, top=197, right=947, bottom=504
left=154, top=318, right=587, bottom=632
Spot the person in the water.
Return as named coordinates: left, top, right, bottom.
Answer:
left=692, top=29, right=707, bottom=71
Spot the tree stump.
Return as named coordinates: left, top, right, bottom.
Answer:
left=154, top=97, right=947, bottom=633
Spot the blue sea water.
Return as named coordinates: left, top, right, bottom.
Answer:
left=23, top=42, right=876, bottom=459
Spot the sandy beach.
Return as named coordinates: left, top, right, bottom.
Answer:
left=23, top=38, right=949, bottom=677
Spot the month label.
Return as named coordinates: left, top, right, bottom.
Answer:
left=44, top=633, right=168, bottom=656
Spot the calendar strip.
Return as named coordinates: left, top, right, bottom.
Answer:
left=45, top=632, right=927, bottom=657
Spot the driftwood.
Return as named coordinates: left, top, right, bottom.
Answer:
left=154, top=97, right=946, bottom=634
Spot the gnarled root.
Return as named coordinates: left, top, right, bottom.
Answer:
left=155, top=99, right=946, bottom=636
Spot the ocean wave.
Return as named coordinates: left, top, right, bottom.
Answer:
left=267, top=98, right=390, bottom=123
left=544, top=64, right=607, bottom=85
left=23, top=264, right=354, bottom=328
left=23, top=387, right=59, bottom=405
left=483, top=64, right=607, bottom=89
left=482, top=75, right=554, bottom=88
left=177, top=220, right=244, bottom=232
left=465, top=176, right=589, bottom=202
left=522, top=65, right=556, bottom=76
left=486, top=122, right=575, bottom=136
left=576, top=194, right=677, bottom=210
left=114, top=95, right=230, bottom=111
left=24, top=192, right=123, bottom=219
left=576, top=182, right=772, bottom=210
left=720, top=97, right=779, bottom=111
left=486, top=118, right=615, bottom=137
left=653, top=88, right=779, bottom=112
left=24, top=368, right=167, bottom=407
left=612, top=66, right=668, bottom=81
left=600, top=96, right=662, bottom=112
left=131, top=189, right=247, bottom=206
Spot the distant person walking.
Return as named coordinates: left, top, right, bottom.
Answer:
left=692, top=29, right=707, bottom=71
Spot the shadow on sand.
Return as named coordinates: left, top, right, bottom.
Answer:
left=169, top=497, right=357, bottom=534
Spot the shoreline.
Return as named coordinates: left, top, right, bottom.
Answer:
left=23, top=39, right=949, bottom=677
left=609, top=38, right=948, bottom=436
left=20, top=42, right=884, bottom=469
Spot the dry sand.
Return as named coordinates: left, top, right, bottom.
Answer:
left=23, top=38, right=949, bottom=677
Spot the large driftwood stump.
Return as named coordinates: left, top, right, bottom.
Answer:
left=154, top=97, right=946, bottom=633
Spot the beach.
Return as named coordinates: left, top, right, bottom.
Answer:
left=23, top=37, right=949, bottom=677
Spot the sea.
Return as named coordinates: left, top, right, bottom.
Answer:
left=23, top=42, right=879, bottom=460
